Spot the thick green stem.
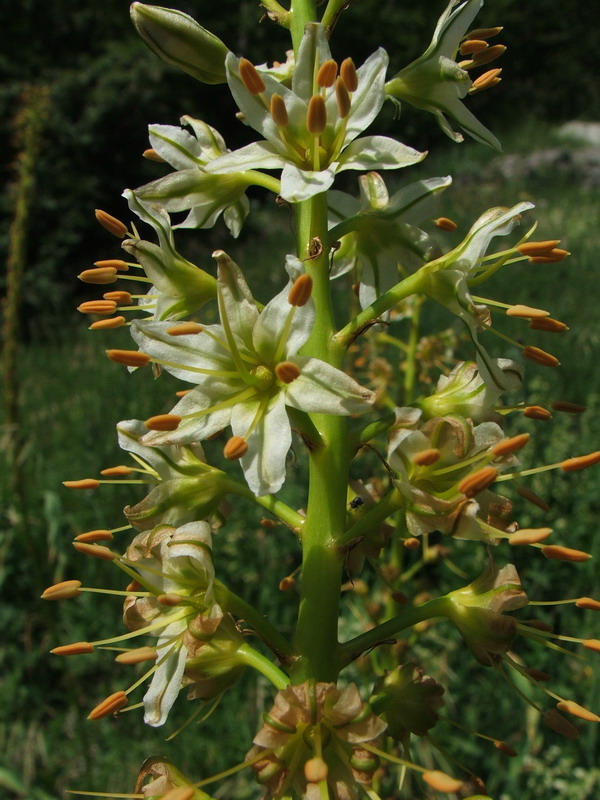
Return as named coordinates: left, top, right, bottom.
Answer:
left=291, top=0, right=317, bottom=52
left=321, top=0, right=352, bottom=35
left=290, top=194, right=349, bottom=683
left=337, top=489, right=403, bottom=547
left=337, top=597, right=448, bottom=667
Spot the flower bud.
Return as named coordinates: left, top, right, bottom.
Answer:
left=130, top=3, right=229, bottom=84
left=372, top=663, right=444, bottom=737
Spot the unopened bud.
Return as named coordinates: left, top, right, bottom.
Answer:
left=239, top=58, right=265, bottom=94
left=145, top=413, right=182, bottom=431
left=41, top=580, right=82, bottom=600
left=88, top=690, right=128, bottom=720
left=107, top=349, right=150, bottom=367
left=340, top=57, right=358, bottom=92
left=130, top=3, right=229, bottom=84
left=542, top=545, right=591, bottom=563
left=288, top=274, right=313, bottom=306
left=95, top=209, right=128, bottom=238
left=224, top=436, right=248, bottom=460
left=275, top=361, right=301, bottom=384
left=423, top=770, right=463, bottom=793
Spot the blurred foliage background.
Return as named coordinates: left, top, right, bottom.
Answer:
left=1, top=1, right=599, bottom=799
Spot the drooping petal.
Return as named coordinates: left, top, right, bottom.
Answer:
left=284, top=357, right=375, bottom=414
left=215, top=251, right=260, bottom=351
left=337, top=136, right=426, bottom=173
left=148, top=124, right=207, bottom=169
left=291, top=22, right=332, bottom=99
left=143, top=620, right=188, bottom=727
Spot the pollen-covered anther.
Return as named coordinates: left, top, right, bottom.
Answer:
left=471, top=67, right=502, bottom=91
left=517, top=240, right=561, bottom=256
left=157, top=592, right=184, bottom=606
left=529, top=249, right=570, bottom=263
left=73, top=542, right=118, bottom=561
left=41, top=580, right=82, bottom=600
left=506, top=304, right=549, bottom=319
left=543, top=709, right=580, bottom=739
left=166, top=322, right=204, bottom=336
left=509, top=527, right=552, bottom=546
left=115, top=647, right=158, bottom=665
left=288, top=274, right=313, bottom=306
left=161, top=788, right=196, bottom=800
left=224, top=435, right=248, bottom=460
left=523, top=405, right=552, bottom=421
left=95, top=209, right=128, bottom=238
left=239, top=58, right=265, bottom=95
left=89, top=316, right=127, bottom=330
left=62, top=479, right=100, bottom=490
left=270, top=93, right=289, bottom=127
left=332, top=78, right=350, bottom=121
left=145, top=414, right=181, bottom=431
left=470, top=43, right=507, bottom=67
left=583, top=639, right=600, bottom=653
left=542, top=545, right=591, bottom=563
left=423, top=770, right=463, bottom=793
left=560, top=451, right=600, bottom=472
left=142, top=147, right=165, bottom=162
left=529, top=317, right=568, bottom=333
left=77, top=300, right=117, bottom=315
left=307, top=95, right=327, bottom=134
left=576, top=597, right=600, bottom=611
left=78, top=267, right=119, bottom=284
left=317, top=59, right=338, bottom=88
left=493, top=740, right=518, bottom=757
left=517, top=486, right=550, bottom=511
left=51, top=641, right=95, bottom=656
left=261, top=517, right=278, bottom=528
left=100, top=465, right=133, bottom=477
left=557, top=700, right=600, bottom=723
left=522, top=345, right=560, bottom=367
left=279, top=576, right=295, bottom=591
left=491, top=432, right=530, bottom=456
left=340, top=57, right=358, bottom=92
left=275, top=361, right=301, bottom=384
left=75, top=530, right=114, bottom=543
left=465, top=26, right=504, bottom=40
left=552, top=401, right=586, bottom=413
left=459, top=39, right=489, bottom=55
left=458, top=466, right=498, bottom=498
left=107, top=349, right=150, bottom=367
left=103, top=290, right=133, bottom=303
left=412, top=448, right=441, bottom=466
left=305, top=756, right=328, bottom=783
left=88, top=690, right=128, bottom=720
left=94, top=258, right=129, bottom=271
left=434, top=216, right=458, bottom=232
left=403, top=537, right=420, bottom=549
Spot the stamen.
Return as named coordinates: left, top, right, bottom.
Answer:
left=412, top=448, right=441, bottom=466
left=100, top=465, right=133, bottom=477
left=491, top=433, right=530, bottom=456
left=529, top=248, right=570, bottom=263
left=75, top=530, right=114, bottom=543
left=288, top=274, right=313, bottom=306
left=493, top=740, right=518, bottom=757
left=470, top=68, right=502, bottom=91
left=103, top=291, right=133, bottom=303
left=335, top=78, right=351, bottom=118
left=457, top=466, right=498, bottom=498
left=224, top=435, right=248, bottom=460
left=95, top=209, right=128, bottom=238
left=575, top=597, right=600, bottom=611
left=51, top=642, right=95, bottom=656
left=529, top=317, right=568, bottom=333
left=115, top=647, right=158, bottom=664
left=78, top=267, right=119, bottom=285
left=423, top=771, right=463, bottom=793
left=340, top=58, right=358, bottom=92
left=94, top=258, right=130, bottom=271
left=106, top=349, right=150, bottom=367
left=505, top=304, right=549, bottom=319
left=157, top=593, right=185, bottom=606
left=434, top=217, right=458, bottom=232
left=560, top=451, right=600, bottom=472
left=517, top=486, right=550, bottom=511
left=63, top=479, right=100, bottom=489
left=275, top=361, right=301, bottom=384
left=89, top=316, right=127, bottom=330
left=167, top=322, right=204, bottom=336
left=77, top=300, right=117, bottom=315
left=41, top=580, right=82, bottom=600
left=557, top=700, right=600, bottom=723
left=270, top=94, right=289, bottom=127
left=239, top=58, right=266, bottom=95
left=305, top=756, right=328, bottom=783
left=316, top=59, right=338, bottom=88
left=551, top=401, right=586, bottom=413
left=522, top=346, right=560, bottom=367
left=523, top=405, right=552, bottom=421
left=542, top=545, right=591, bottom=563
left=307, top=95, right=327, bottom=134
left=278, top=576, right=295, bottom=591
left=145, top=414, right=181, bottom=432
left=142, top=147, right=165, bottom=162
left=508, top=527, right=552, bottom=546
left=403, top=537, right=420, bottom=549
left=518, top=240, right=560, bottom=256
left=470, top=43, right=507, bottom=67
left=459, top=39, right=489, bottom=55
left=543, top=709, right=579, bottom=739
left=72, top=542, right=118, bottom=561
left=583, top=639, right=600, bottom=653
left=88, top=690, right=128, bottom=720
left=465, top=26, right=504, bottom=40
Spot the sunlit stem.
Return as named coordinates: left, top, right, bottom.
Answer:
left=404, top=295, right=423, bottom=404
left=226, top=479, right=305, bottom=533
left=337, top=489, right=403, bottom=547
left=237, top=642, right=290, bottom=689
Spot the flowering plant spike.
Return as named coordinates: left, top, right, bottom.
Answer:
left=51, top=1, right=599, bottom=798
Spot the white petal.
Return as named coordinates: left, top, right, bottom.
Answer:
left=207, top=140, right=286, bottom=174
left=342, top=48, right=389, bottom=144
left=252, top=281, right=314, bottom=363
left=292, top=23, right=332, bottom=99
left=143, top=622, right=188, bottom=727
left=215, top=252, right=260, bottom=349
left=284, top=357, right=375, bottom=414
left=280, top=163, right=336, bottom=203
left=338, top=136, right=426, bottom=172
left=148, top=124, right=206, bottom=169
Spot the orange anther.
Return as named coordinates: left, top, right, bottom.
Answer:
left=491, top=433, right=530, bottom=456
left=471, top=67, right=502, bottom=90
left=470, top=43, right=507, bottom=67
left=95, top=209, right=128, bottom=238
left=224, top=436, right=248, bottom=460
left=115, top=647, right=158, bottom=664
left=543, top=709, right=579, bottom=739
left=575, top=597, right=600, bottom=611
left=142, top=148, right=166, bottom=162
left=465, top=26, right=504, bottom=40
left=94, top=259, right=130, bottom=271
left=88, top=690, right=128, bottom=720
left=316, top=59, right=338, bottom=88
left=77, top=300, right=117, bottom=315
left=89, top=316, right=127, bottom=330
left=582, top=639, right=600, bottom=653
left=75, top=530, right=114, bottom=543
left=278, top=576, right=296, bottom=591
left=51, top=642, right=94, bottom=656
left=493, top=740, right=517, bottom=757
left=412, top=448, right=441, bottom=466
left=239, top=58, right=265, bottom=95
left=41, top=580, right=82, bottom=600
left=270, top=93, right=289, bottom=127
left=103, top=290, right=133, bottom=303
left=460, top=39, right=489, bottom=55
left=434, top=216, right=458, bottom=232
left=288, top=274, right=313, bottom=306
left=551, top=401, right=586, bottom=414
left=167, top=322, right=204, bottom=336
left=457, top=466, right=498, bottom=498
left=518, top=240, right=560, bottom=256
left=508, top=527, right=552, bottom=546
left=525, top=668, right=551, bottom=681
left=157, top=593, right=183, bottom=606
left=78, top=267, right=118, bottom=284
left=505, top=304, right=549, bottom=319
left=557, top=700, right=600, bottom=723
left=340, top=58, right=358, bottom=92
left=260, top=517, right=277, bottom=528
left=523, top=405, right=552, bottom=421
left=542, top=545, right=591, bottom=563
left=522, top=346, right=560, bottom=368
left=106, top=349, right=150, bottom=367
left=62, top=479, right=100, bottom=490
left=100, top=465, right=133, bottom=477
left=73, top=542, right=118, bottom=561
left=145, top=414, right=181, bottom=431
left=403, top=537, right=421, bottom=549
left=307, top=95, right=327, bottom=134
left=161, top=788, right=196, bottom=800
left=560, top=451, right=600, bottom=472
left=423, top=770, right=463, bottom=793
left=517, top=486, right=550, bottom=511
left=275, top=361, right=301, bottom=384
left=335, top=78, right=351, bottom=118
left=529, top=317, right=568, bottom=333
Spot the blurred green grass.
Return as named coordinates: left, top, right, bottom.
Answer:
left=2, top=119, right=600, bottom=799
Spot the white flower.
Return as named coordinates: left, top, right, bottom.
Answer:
left=132, top=253, right=375, bottom=495
left=206, top=23, right=425, bottom=202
